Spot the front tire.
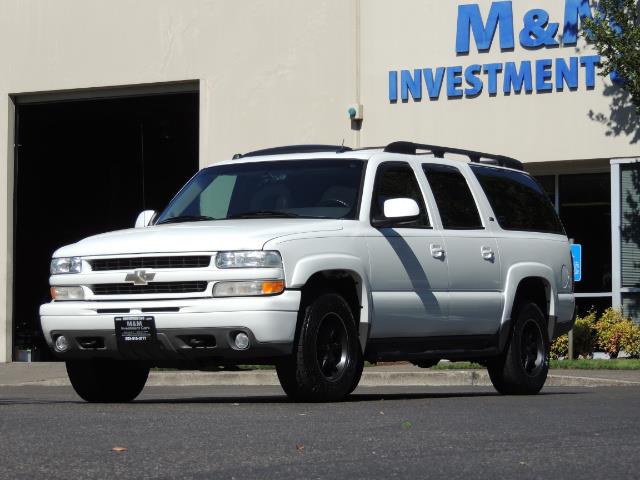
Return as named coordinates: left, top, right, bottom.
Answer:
left=66, top=359, right=149, bottom=403
left=411, top=360, right=439, bottom=369
left=276, top=292, right=363, bottom=402
left=488, top=302, right=549, bottom=395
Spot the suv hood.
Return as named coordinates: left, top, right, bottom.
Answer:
left=53, top=219, right=343, bottom=257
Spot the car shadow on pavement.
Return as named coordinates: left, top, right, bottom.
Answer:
left=131, top=390, right=583, bottom=405
left=0, top=387, right=585, bottom=405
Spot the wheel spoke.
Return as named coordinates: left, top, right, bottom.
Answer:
left=520, top=319, right=544, bottom=375
left=525, top=355, right=536, bottom=373
left=315, top=312, right=349, bottom=380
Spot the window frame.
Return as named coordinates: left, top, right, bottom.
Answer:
left=155, top=158, right=368, bottom=223
left=421, top=163, right=485, bottom=231
left=470, top=164, right=565, bottom=235
left=369, top=161, right=431, bottom=229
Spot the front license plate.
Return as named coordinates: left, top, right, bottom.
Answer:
left=115, top=316, right=157, bottom=344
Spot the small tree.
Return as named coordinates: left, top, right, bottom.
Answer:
left=582, top=0, right=640, bottom=112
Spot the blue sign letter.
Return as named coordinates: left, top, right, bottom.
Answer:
left=456, top=1, right=515, bottom=54
left=389, top=71, right=398, bottom=102
left=447, top=66, right=464, bottom=98
left=563, top=0, right=593, bottom=45
left=503, top=61, right=532, bottom=94
left=556, top=57, right=579, bottom=90
left=483, top=63, right=503, bottom=95
left=535, top=59, right=553, bottom=92
left=464, top=64, right=484, bottom=96
left=401, top=69, right=422, bottom=102
left=519, top=9, right=560, bottom=48
left=423, top=67, right=446, bottom=100
left=580, top=55, right=600, bottom=89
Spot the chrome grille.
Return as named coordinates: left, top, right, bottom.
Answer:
left=89, top=256, right=211, bottom=271
left=90, top=281, right=208, bottom=295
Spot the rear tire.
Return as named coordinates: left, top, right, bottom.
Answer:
left=66, top=359, right=149, bottom=403
left=488, top=302, right=549, bottom=395
left=276, top=292, right=363, bottom=402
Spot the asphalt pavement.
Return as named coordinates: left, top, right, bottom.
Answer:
left=1, top=384, right=639, bottom=479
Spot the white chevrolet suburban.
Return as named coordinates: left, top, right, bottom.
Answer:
left=40, top=142, right=575, bottom=402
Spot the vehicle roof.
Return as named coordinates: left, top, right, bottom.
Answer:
left=209, top=148, right=382, bottom=167
left=207, top=143, right=524, bottom=172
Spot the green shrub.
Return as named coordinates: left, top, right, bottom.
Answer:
left=573, top=310, right=597, bottom=358
left=594, top=308, right=631, bottom=358
left=550, top=310, right=596, bottom=359
left=550, top=334, right=568, bottom=359
left=620, top=320, right=640, bottom=358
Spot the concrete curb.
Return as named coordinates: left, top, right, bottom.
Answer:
left=4, top=369, right=640, bottom=388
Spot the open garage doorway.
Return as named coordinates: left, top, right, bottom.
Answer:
left=13, top=87, right=199, bottom=361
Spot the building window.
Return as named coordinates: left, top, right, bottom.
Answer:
left=560, top=173, right=612, bottom=294
left=620, top=163, right=640, bottom=323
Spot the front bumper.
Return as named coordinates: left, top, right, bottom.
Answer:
left=40, top=291, right=301, bottom=363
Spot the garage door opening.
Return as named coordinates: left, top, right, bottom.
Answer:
left=13, top=90, right=199, bottom=361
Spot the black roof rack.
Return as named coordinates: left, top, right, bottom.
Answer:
left=383, top=141, right=523, bottom=171
left=233, top=144, right=352, bottom=159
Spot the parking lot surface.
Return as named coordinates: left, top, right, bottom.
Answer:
left=1, top=385, right=639, bottom=479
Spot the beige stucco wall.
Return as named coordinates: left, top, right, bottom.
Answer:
left=360, top=0, right=639, bottom=163
left=0, top=0, right=357, bottom=361
left=0, top=0, right=637, bottom=361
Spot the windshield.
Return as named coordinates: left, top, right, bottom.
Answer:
left=155, top=159, right=365, bottom=224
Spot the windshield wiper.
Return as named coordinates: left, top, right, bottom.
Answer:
left=156, top=215, right=215, bottom=225
left=227, top=210, right=300, bottom=219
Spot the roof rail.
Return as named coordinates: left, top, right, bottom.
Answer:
left=383, top=141, right=524, bottom=171
left=233, top=144, right=352, bottom=159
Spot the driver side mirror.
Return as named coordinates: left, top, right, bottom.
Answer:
left=372, top=198, right=420, bottom=228
left=135, top=210, right=157, bottom=228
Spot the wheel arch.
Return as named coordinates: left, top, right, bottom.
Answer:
left=500, top=263, right=558, bottom=349
left=289, top=255, right=371, bottom=352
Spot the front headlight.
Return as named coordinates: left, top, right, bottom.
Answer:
left=50, top=257, right=82, bottom=274
left=215, top=251, right=282, bottom=269
left=50, top=286, right=85, bottom=301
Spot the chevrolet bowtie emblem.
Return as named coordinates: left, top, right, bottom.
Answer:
left=124, top=269, right=156, bottom=285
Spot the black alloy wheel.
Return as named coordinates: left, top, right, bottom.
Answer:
left=276, top=291, right=363, bottom=402
left=487, top=301, right=550, bottom=395
left=316, top=312, right=349, bottom=381
left=520, top=318, right=545, bottom=377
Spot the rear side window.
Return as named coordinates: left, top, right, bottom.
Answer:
left=371, top=162, right=430, bottom=228
left=471, top=165, right=564, bottom=234
left=422, top=164, right=483, bottom=229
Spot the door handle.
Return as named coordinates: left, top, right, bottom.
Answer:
left=481, top=246, right=494, bottom=261
left=430, top=244, right=445, bottom=259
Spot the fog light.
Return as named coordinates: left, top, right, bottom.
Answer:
left=213, top=280, right=284, bottom=297
left=234, top=332, right=250, bottom=350
left=55, top=335, right=69, bottom=352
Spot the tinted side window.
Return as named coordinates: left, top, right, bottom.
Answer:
left=422, top=164, right=483, bottom=229
left=471, top=165, right=564, bottom=234
left=371, top=162, right=430, bottom=228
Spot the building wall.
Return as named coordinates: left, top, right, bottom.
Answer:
left=0, top=0, right=357, bottom=361
left=0, top=0, right=638, bottom=360
left=360, top=0, right=639, bottom=163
